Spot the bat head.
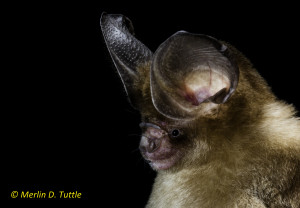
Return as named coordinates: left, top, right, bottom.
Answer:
left=100, top=13, right=250, bottom=170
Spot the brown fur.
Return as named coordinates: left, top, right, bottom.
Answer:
left=135, top=45, right=300, bottom=208
left=101, top=13, right=300, bottom=207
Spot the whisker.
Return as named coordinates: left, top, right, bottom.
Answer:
left=134, top=155, right=147, bottom=168
left=130, top=147, right=141, bottom=154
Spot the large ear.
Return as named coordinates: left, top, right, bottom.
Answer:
left=151, top=31, right=239, bottom=120
left=100, top=13, right=153, bottom=108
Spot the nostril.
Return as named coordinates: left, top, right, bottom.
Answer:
left=147, top=138, right=161, bottom=153
left=139, top=136, right=162, bottom=154
left=148, top=140, right=157, bottom=153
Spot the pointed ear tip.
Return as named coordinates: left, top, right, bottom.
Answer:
left=100, top=12, right=106, bottom=27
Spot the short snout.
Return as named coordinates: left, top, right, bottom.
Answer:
left=139, top=135, right=162, bottom=153
left=139, top=125, right=167, bottom=154
left=138, top=123, right=182, bottom=170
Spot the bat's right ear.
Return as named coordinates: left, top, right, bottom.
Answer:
left=100, top=12, right=153, bottom=109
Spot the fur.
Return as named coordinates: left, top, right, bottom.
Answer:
left=142, top=46, right=300, bottom=208
left=101, top=13, right=300, bottom=207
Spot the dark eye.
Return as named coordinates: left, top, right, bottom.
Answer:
left=170, top=129, right=180, bottom=138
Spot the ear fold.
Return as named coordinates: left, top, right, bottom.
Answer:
left=100, top=13, right=153, bottom=108
left=101, top=14, right=239, bottom=120
left=150, top=31, right=239, bottom=120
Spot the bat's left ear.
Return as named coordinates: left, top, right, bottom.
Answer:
left=100, top=13, right=153, bottom=108
left=150, top=31, right=239, bottom=120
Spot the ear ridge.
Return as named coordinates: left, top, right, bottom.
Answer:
left=150, top=31, right=239, bottom=119
left=100, top=13, right=153, bottom=108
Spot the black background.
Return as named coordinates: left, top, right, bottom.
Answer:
left=6, top=4, right=300, bottom=207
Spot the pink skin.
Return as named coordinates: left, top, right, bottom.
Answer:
left=139, top=125, right=181, bottom=170
left=183, top=86, right=212, bottom=106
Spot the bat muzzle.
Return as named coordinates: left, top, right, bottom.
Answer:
left=139, top=123, right=179, bottom=170
left=139, top=123, right=166, bottom=154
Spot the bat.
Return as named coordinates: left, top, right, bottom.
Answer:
left=100, top=13, right=300, bottom=208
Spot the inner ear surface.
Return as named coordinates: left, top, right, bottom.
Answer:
left=182, top=68, right=231, bottom=105
left=150, top=31, right=239, bottom=119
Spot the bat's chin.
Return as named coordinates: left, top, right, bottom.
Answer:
left=146, top=152, right=180, bottom=170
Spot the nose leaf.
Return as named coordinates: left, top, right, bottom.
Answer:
left=140, top=127, right=166, bottom=154
left=147, top=138, right=159, bottom=153
left=139, top=136, right=160, bottom=153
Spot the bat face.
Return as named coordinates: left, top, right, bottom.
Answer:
left=100, top=13, right=241, bottom=170
left=138, top=121, right=183, bottom=170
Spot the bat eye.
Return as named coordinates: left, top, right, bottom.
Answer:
left=170, top=129, right=180, bottom=138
